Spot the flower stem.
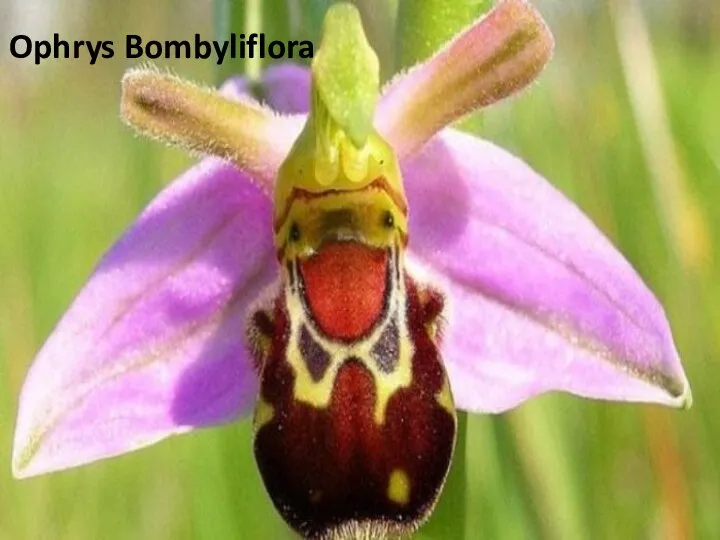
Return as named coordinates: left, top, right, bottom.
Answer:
left=243, top=0, right=263, bottom=81
left=396, top=0, right=492, bottom=71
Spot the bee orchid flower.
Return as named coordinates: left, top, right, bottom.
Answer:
left=13, top=1, right=691, bottom=538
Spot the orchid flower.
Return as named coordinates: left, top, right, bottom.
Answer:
left=13, top=1, right=691, bottom=539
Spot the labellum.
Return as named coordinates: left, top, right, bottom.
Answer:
left=247, top=6, right=456, bottom=538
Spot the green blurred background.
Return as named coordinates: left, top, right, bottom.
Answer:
left=1, top=0, right=718, bottom=538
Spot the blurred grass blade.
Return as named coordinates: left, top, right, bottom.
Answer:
left=609, top=0, right=711, bottom=274
left=510, top=400, right=586, bottom=540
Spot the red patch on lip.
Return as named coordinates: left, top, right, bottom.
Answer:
left=299, top=242, right=388, bottom=341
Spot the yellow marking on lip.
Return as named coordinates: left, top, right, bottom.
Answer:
left=253, top=396, right=275, bottom=432
left=284, top=328, right=414, bottom=425
left=372, top=336, right=412, bottom=425
left=436, top=376, right=455, bottom=417
left=283, top=268, right=413, bottom=426
left=387, top=469, right=411, bottom=505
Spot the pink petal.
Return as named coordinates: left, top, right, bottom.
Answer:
left=220, top=64, right=311, bottom=114
left=261, top=64, right=312, bottom=114
left=218, top=75, right=250, bottom=99
left=404, top=129, right=691, bottom=413
left=13, top=159, right=277, bottom=478
left=378, top=0, right=554, bottom=159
